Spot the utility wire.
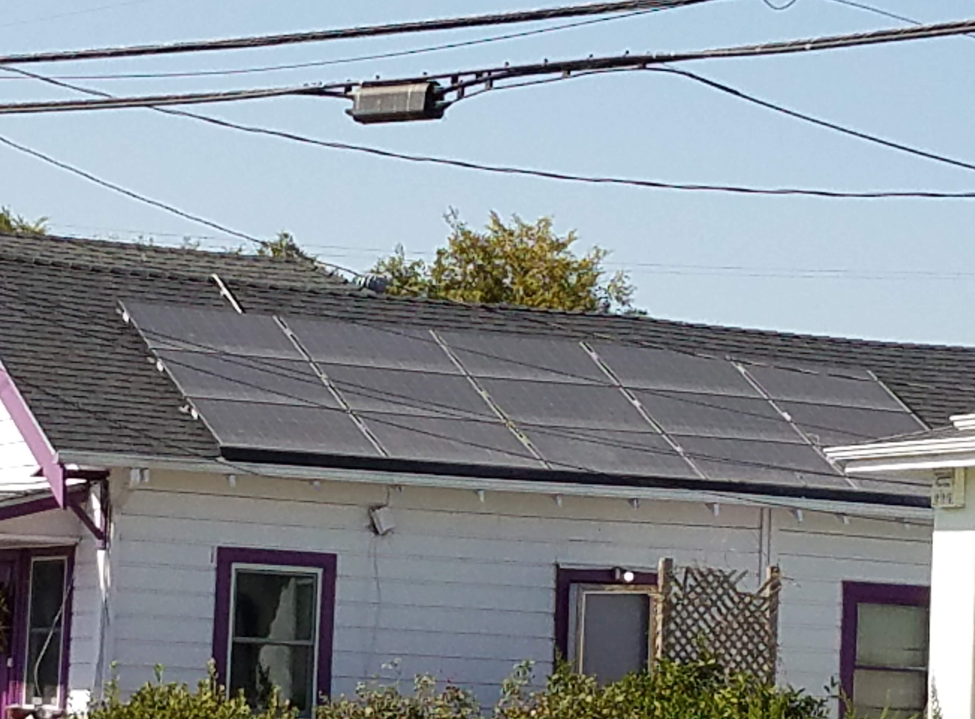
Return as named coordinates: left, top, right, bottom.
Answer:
left=0, top=85, right=335, bottom=115
left=0, top=11, right=654, bottom=82
left=0, top=0, right=712, bottom=66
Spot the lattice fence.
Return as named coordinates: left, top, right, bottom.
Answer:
left=654, top=558, right=781, bottom=684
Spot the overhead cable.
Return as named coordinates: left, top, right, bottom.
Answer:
left=0, top=11, right=654, bottom=82
left=5, top=16, right=975, bottom=117
left=0, top=0, right=712, bottom=66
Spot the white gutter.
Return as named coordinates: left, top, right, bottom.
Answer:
left=59, top=449, right=934, bottom=522
left=827, top=435, right=975, bottom=461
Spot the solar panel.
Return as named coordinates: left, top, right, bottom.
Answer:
left=438, top=330, right=604, bottom=383
left=157, top=351, right=337, bottom=407
left=324, top=365, right=494, bottom=419
left=677, top=436, right=847, bottom=489
left=191, top=399, right=380, bottom=456
left=779, top=402, right=925, bottom=447
left=359, top=413, right=541, bottom=467
left=285, top=318, right=457, bottom=372
left=634, top=390, right=802, bottom=443
left=744, top=364, right=903, bottom=410
left=522, top=427, right=698, bottom=478
left=591, top=343, right=760, bottom=397
left=479, top=378, right=651, bottom=431
left=122, top=301, right=300, bottom=358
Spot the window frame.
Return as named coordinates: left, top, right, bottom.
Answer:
left=840, top=581, right=930, bottom=718
left=554, top=567, right=658, bottom=672
left=213, top=548, right=337, bottom=707
left=6, top=546, right=75, bottom=710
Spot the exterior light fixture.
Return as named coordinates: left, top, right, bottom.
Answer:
left=615, top=568, right=637, bottom=584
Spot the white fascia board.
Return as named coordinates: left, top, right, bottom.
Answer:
left=59, top=450, right=933, bottom=522
left=845, top=452, right=975, bottom=474
left=827, top=436, right=975, bottom=462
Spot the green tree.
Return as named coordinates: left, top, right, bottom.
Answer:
left=372, top=211, right=641, bottom=314
left=0, top=206, right=47, bottom=236
left=257, top=231, right=315, bottom=262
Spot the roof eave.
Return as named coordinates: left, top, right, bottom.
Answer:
left=58, top=448, right=933, bottom=522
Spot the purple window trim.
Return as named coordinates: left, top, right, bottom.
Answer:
left=0, top=362, right=66, bottom=507
left=554, top=567, right=657, bottom=662
left=839, top=581, right=930, bottom=717
left=212, top=547, right=337, bottom=702
left=2, top=546, right=75, bottom=712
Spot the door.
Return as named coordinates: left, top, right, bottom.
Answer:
left=0, top=556, right=20, bottom=717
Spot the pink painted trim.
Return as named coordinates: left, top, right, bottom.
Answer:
left=0, top=361, right=65, bottom=507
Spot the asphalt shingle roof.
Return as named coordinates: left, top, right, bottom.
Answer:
left=3, top=233, right=975, bottom=474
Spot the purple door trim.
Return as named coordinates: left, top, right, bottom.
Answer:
left=2, top=546, right=75, bottom=713
left=0, top=362, right=65, bottom=507
left=212, top=547, right=338, bottom=701
left=839, top=581, right=930, bottom=717
left=554, top=566, right=657, bottom=661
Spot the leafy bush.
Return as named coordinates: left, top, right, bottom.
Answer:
left=494, top=660, right=828, bottom=719
left=88, top=664, right=297, bottom=719
left=86, top=660, right=828, bottom=719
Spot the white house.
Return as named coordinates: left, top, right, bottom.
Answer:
left=0, top=234, right=953, bottom=718
left=828, top=415, right=975, bottom=719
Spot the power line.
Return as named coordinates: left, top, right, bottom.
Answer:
left=0, top=0, right=711, bottom=66
left=0, top=11, right=654, bottom=82
left=0, top=85, right=335, bottom=115
left=0, top=0, right=157, bottom=30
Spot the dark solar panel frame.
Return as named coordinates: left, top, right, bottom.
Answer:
left=323, top=365, right=496, bottom=419
left=477, top=378, right=653, bottom=431
left=359, top=412, right=542, bottom=467
left=522, top=426, right=698, bottom=478
left=438, top=330, right=605, bottom=383
left=191, top=399, right=380, bottom=456
left=286, top=318, right=458, bottom=373
left=157, top=351, right=337, bottom=407
left=591, top=343, right=761, bottom=397
left=634, top=390, right=803, bottom=443
left=123, top=301, right=301, bottom=359
left=743, top=364, right=904, bottom=411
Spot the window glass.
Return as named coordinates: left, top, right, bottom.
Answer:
left=229, top=569, right=319, bottom=715
left=856, top=604, right=928, bottom=668
left=570, top=587, right=652, bottom=685
left=25, top=558, right=67, bottom=705
left=852, top=669, right=926, bottom=719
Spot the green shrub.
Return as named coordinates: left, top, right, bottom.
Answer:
left=87, top=660, right=828, bottom=719
left=88, top=663, right=297, bottom=719
left=493, top=660, right=828, bottom=719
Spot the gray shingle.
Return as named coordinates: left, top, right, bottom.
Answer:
left=1, top=233, right=973, bottom=474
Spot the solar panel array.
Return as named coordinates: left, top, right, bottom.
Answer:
left=121, top=302, right=926, bottom=495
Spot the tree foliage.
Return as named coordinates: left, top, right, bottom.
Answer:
left=372, top=212, right=640, bottom=314
left=258, top=231, right=315, bottom=262
left=0, top=206, right=47, bottom=236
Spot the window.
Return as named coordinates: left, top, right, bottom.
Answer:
left=555, top=568, right=657, bottom=685
left=213, top=549, right=336, bottom=716
left=24, top=555, right=69, bottom=706
left=841, top=583, right=930, bottom=719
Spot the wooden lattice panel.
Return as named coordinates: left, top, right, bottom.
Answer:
left=655, top=559, right=781, bottom=684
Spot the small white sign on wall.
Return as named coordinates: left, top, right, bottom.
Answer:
left=933, top=468, right=966, bottom=509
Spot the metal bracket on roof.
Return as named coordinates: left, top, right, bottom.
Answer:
left=210, top=273, right=244, bottom=314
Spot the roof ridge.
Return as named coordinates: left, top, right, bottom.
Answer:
left=221, top=279, right=975, bottom=353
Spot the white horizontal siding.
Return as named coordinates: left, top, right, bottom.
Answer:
left=97, top=470, right=930, bottom=715
left=0, top=402, right=46, bottom=492
left=772, top=510, right=931, bottom=706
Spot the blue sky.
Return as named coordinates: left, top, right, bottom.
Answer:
left=2, top=0, right=974, bottom=344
